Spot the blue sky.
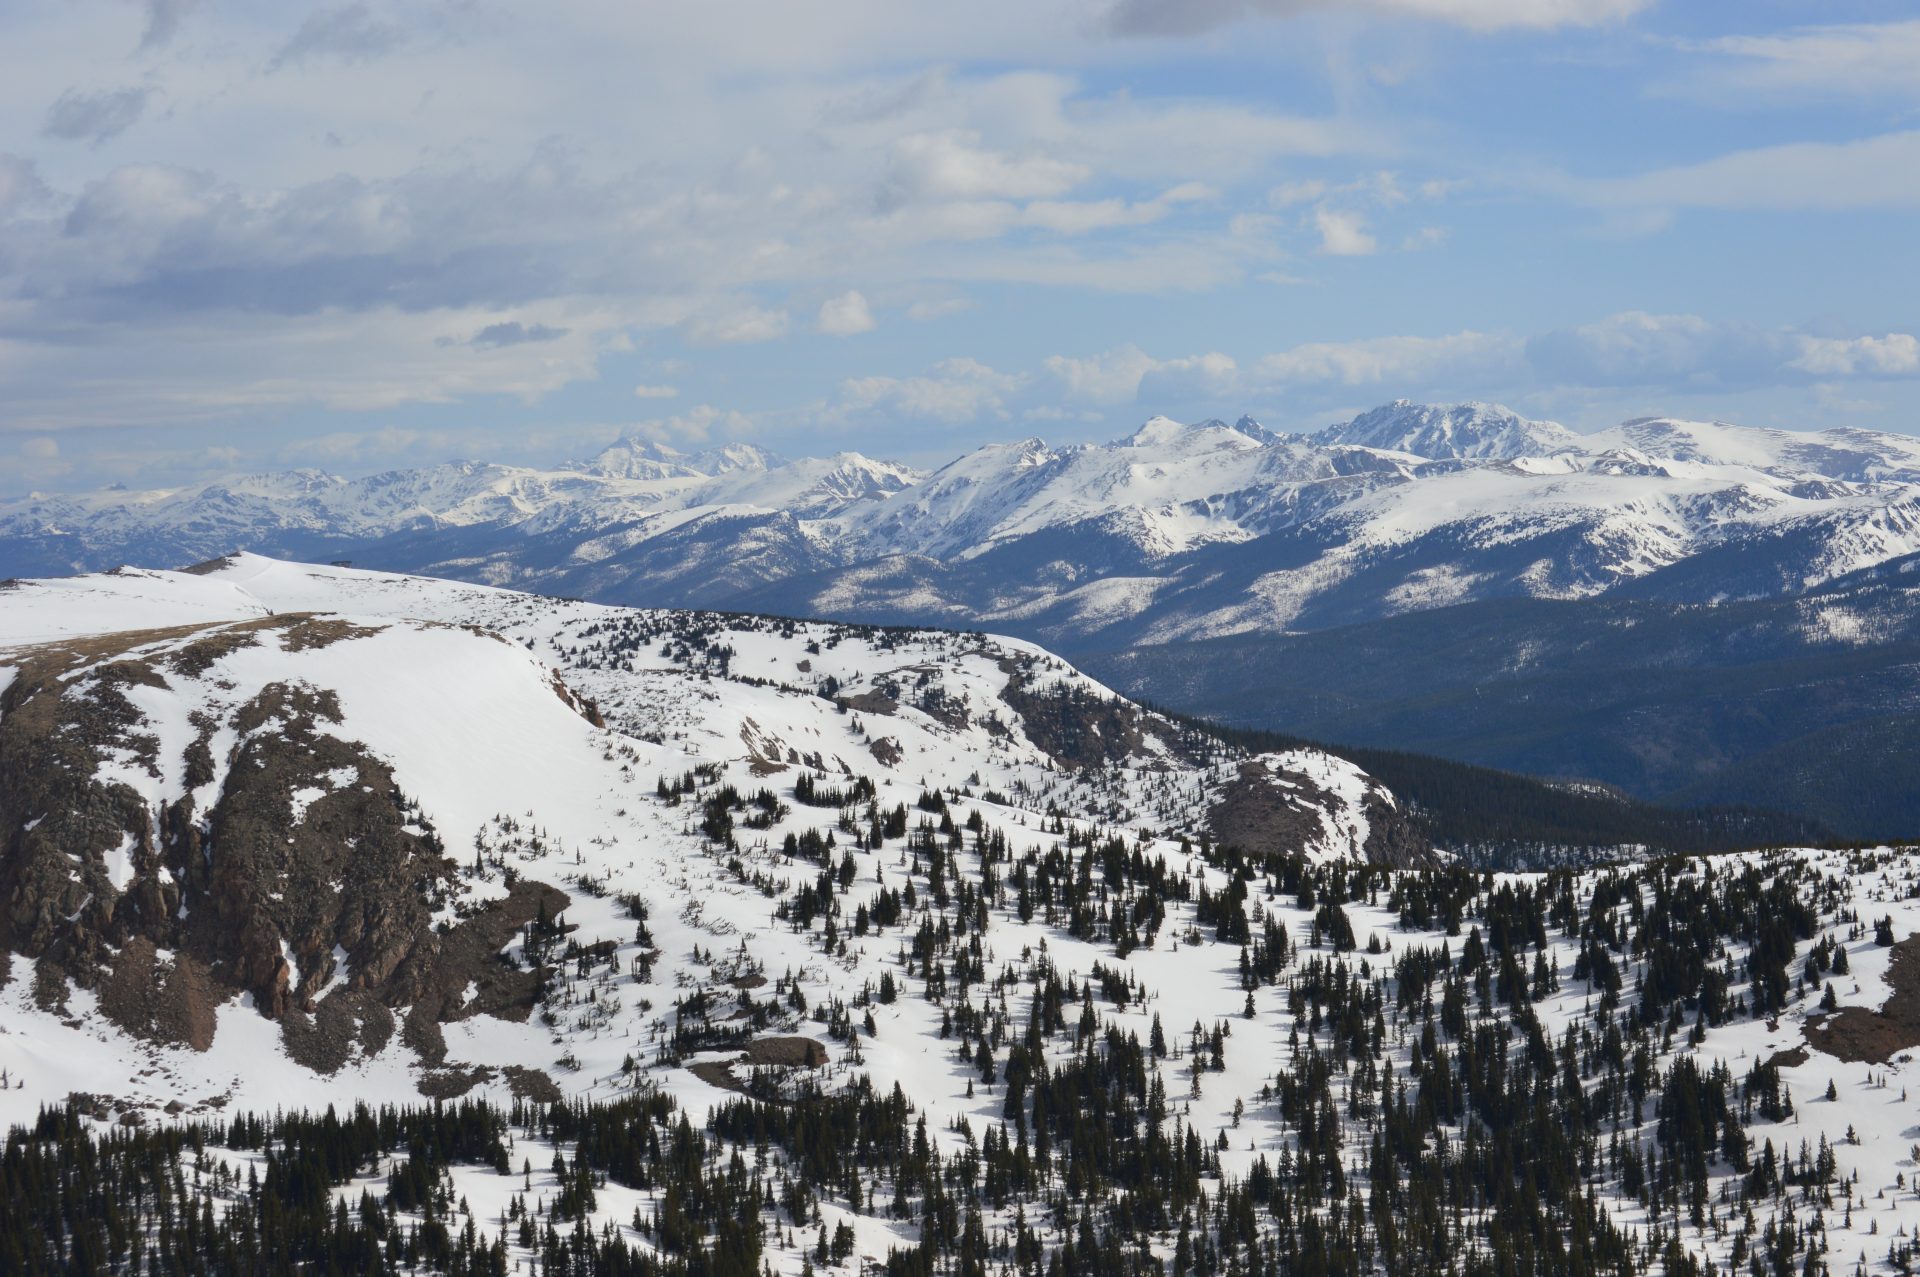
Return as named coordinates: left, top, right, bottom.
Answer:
left=3, top=0, right=1918, bottom=490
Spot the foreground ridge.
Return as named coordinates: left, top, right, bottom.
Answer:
left=0, top=556, right=1916, bottom=1275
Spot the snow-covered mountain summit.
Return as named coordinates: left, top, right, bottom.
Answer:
left=1311, top=399, right=1581, bottom=460
left=576, top=438, right=782, bottom=481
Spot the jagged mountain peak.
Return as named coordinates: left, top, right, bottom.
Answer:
left=697, top=441, right=782, bottom=475
left=1315, top=399, right=1580, bottom=461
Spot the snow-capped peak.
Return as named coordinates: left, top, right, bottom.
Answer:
left=1315, top=400, right=1580, bottom=461
left=694, top=441, right=781, bottom=475
left=577, top=437, right=781, bottom=480
left=1118, top=415, right=1278, bottom=451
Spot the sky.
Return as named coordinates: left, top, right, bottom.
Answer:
left=2, top=0, right=1918, bottom=492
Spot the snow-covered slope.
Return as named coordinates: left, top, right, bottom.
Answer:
left=6, top=556, right=1920, bottom=1277
left=8, top=402, right=1920, bottom=648
left=0, top=555, right=1417, bottom=1127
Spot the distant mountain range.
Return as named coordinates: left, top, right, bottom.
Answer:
left=10, top=400, right=1920, bottom=651
left=9, top=399, right=1920, bottom=835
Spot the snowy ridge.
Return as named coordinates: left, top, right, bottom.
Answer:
left=0, top=555, right=1411, bottom=1127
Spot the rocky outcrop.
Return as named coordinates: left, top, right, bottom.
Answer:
left=0, top=616, right=570, bottom=1073
left=1360, top=793, right=1435, bottom=869
left=1207, top=759, right=1343, bottom=859
left=999, top=659, right=1154, bottom=772
left=1207, top=758, right=1434, bottom=867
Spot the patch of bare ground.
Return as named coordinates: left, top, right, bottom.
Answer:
left=1207, top=759, right=1434, bottom=867
left=1207, top=759, right=1337, bottom=859
left=1807, top=934, right=1920, bottom=1063
left=837, top=690, right=898, bottom=716
left=271, top=615, right=387, bottom=652
left=688, top=1036, right=830, bottom=1097
left=688, top=1060, right=746, bottom=1094
left=744, top=1036, right=828, bottom=1067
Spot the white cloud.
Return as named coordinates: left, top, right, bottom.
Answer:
left=1313, top=207, right=1376, bottom=256
left=1139, top=352, right=1240, bottom=401
left=0, top=303, right=617, bottom=429
left=1791, top=333, right=1920, bottom=377
left=6, top=0, right=1904, bottom=474
left=817, top=290, right=877, bottom=336
left=906, top=297, right=974, bottom=321
left=1253, top=330, right=1519, bottom=387
left=685, top=306, right=791, bottom=345
left=1104, top=0, right=1649, bottom=37
left=630, top=404, right=753, bottom=446
left=1018, top=182, right=1215, bottom=235
left=1681, top=20, right=1920, bottom=100
left=1281, top=173, right=1441, bottom=258
left=632, top=383, right=680, bottom=399
left=885, top=131, right=1088, bottom=202
left=836, top=357, right=1024, bottom=423
left=1044, top=346, right=1163, bottom=404
left=1046, top=345, right=1237, bottom=404
left=1525, top=312, right=1920, bottom=388
left=1567, top=131, right=1920, bottom=211
left=0, top=27, right=1380, bottom=443
left=1269, top=179, right=1327, bottom=208
left=1525, top=312, right=1740, bottom=386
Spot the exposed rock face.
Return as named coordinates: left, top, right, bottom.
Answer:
left=1208, top=758, right=1434, bottom=867
left=1807, top=934, right=1920, bottom=1063
left=745, top=1036, right=829, bottom=1067
left=189, top=676, right=452, bottom=1018
left=996, top=652, right=1432, bottom=866
left=1360, top=792, right=1434, bottom=869
left=998, top=658, right=1156, bottom=772
left=0, top=627, right=201, bottom=990
left=1208, top=759, right=1339, bottom=858
left=0, top=615, right=568, bottom=1071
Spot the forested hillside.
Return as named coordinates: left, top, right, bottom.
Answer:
left=1086, top=554, right=1920, bottom=841
left=1180, top=716, right=1834, bottom=867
